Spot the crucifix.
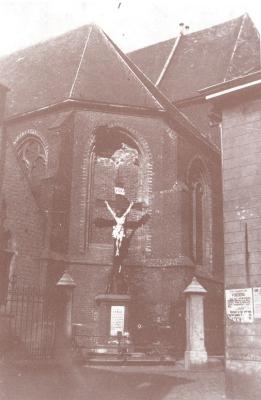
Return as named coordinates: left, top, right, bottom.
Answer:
left=95, top=185, right=149, bottom=294
left=105, top=199, right=134, bottom=257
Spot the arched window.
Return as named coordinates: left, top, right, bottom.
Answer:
left=191, top=181, right=203, bottom=264
left=17, top=137, right=47, bottom=184
left=87, top=127, right=143, bottom=254
left=188, top=159, right=212, bottom=268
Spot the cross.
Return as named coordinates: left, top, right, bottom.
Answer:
left=95, top=196, right=144, bottom=212
left=95, top=193, right=149, bottom=259
left=95, top=189, right=147, bottom=232
left=94, top=186, right=149, bottom=294
left=95, top=185, right=146, bottom=228
left=95, top=186, right=146, bottom=257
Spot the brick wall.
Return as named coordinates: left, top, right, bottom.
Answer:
left=1, top=139, right=45, bottom=285
left=0, top=105, right=224, bottom=355
left=221, top=99, right=261, bottom=399
left=69, top=111, right=179, bottom=261
left=2, top=111, right=75, bottom=286
left=177, top=135, right=223, bottom=279
left=0, top=86, right=7, bottom=196
left=68, top=109, right=223, bottom=355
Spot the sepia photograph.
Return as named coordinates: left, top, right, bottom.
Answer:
left=0, top=0, right=261, bottom=399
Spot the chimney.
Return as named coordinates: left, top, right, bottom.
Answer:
left=179, top=22, right=190, bottom=35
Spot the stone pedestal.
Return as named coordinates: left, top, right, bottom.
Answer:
left=184, top=277, right=208, bottom=369
left=54, top=271, right=76, bottom=363
left=95, top=294, right=132, bottom=353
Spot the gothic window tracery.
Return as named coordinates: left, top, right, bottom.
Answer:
left=17, top=137, right=47, bottom=183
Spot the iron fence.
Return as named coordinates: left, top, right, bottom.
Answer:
left=0, top=278, right=56, bottom=359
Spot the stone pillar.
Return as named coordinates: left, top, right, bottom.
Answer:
left=55, top=271, right=76, bottom=361
left=184, top=276, right=208, bottom=369
left=56, top=271, right=76, bottom=337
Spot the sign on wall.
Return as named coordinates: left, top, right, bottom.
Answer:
left=253, top=287, right=261, bottom=318
left=110, top=305, right=125, bottom=336
left=225, top=288, right=254, bottom=323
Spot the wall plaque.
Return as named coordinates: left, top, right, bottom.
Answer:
left=253, top=287, right=261, bottom=318
left=110, top=305, right=125, bottom=336
left=225, top=288, right=254, bottom=323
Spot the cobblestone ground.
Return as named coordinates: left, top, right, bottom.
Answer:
left=0, top=361, right=226, bottom=400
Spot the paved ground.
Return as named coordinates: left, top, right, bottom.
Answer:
left=0, top=360, right=226, bottom=400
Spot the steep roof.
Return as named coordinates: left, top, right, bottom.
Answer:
left=128, top=14, right=260, bottom=143
left=0, top=21, right=221, bottom=154
left=102, top=31, right=220, bottom=153
left=0, top=24, right=162, bottom=118
left=128, top=14, right=261, bottom=102
left=0, top=26, right=90, bottom=117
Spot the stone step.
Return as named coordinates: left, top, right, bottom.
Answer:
left=81, top=355, right=223, bottom=369
left=83, top=352, right=176, bottom=366
left=86, top=358, right=176, bottom=366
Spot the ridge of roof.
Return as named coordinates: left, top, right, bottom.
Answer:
left=128, top=13, right=260, bottom=144
left=67, top=24, right=162, bottom=109
left=155, top=33, right=182, bottom=86
left=0, top=24, right=93, bottom=116
left=0, top=16, right=250, bottom=154
left=223, top=14, right=246, bottom=81
left=128, top=14, right=246, bottom=102
left=0, top=22, right=163, bottom=116
left=223, top=13, right=261, bottom=81
left=103, top=30, right=220, bottom=154
left=69, top=26, right=93, bottom=98
left=0, top=20, right=218, bottom=153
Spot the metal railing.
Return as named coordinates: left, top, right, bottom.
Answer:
left=0, top=279, right=56, bottom=359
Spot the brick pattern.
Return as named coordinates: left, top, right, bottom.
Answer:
left=222, top=99, right=261, bottom=398
left=2, top=111, right=75, bottom=285
left=177, top=136, right=223, bottom=279
left=90, top=148, right=141, bottom=245
left=67, top=110, right=223, bottom=355
left=91, top=157, right=115, bottom=243
left=2, top=139, right=45, bottom=285
left=0, top=106, right=224, bottom=357
left=71, top=113, right=154, bottom=258
left=222, top=103, right=261, bottom=287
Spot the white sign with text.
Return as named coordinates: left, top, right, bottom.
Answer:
left=110, top=305, right=125, bottom=336
left=253, top=287, right=261, bottom=318
left=225, top=288, right=254, bottom=323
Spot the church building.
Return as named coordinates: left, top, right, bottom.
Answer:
left=0, top=14, right=260, bottom=362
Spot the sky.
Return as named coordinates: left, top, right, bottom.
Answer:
left=0, top=0, right=261, bottom=57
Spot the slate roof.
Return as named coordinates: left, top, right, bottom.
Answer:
left=0, top=15, right=259, bottom=151
left=128, top=14, right=260, bottom=142
left=0, top=24, right=162, bottom=118
left=128, top=14, right=261, bottom=102
left=0, top=26, right=90, bottom=117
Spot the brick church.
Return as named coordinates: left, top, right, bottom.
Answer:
left=0, top=14, right=260, bottom=359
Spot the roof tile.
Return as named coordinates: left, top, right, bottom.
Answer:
left=0, top=24, right=162, bottom=118
left=129, top=14, right=260, bottom=102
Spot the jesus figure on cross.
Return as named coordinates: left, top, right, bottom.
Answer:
left=105, top=200, right=134, bottom=257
